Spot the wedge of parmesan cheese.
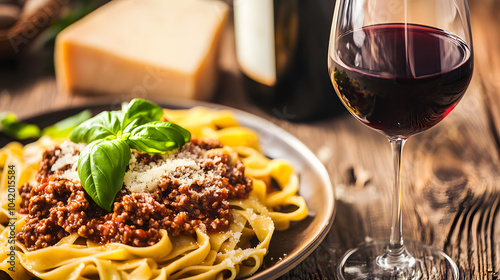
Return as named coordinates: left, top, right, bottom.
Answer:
left=55, top=0, right=229, bottom=100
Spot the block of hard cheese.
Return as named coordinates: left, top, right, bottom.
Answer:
left=55, top=0, right=228, bottom=100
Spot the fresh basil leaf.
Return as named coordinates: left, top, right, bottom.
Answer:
left=126, top=121, right=191, bottom=154
left=122, top=98, right=163, bottom=133
left=77, top=138, right=131, bottom=212
left=0, top=113, right=41, bottom=140
left=42, top=109, right=92, bottom=138
left=70, top=111, right=122, bottom=143
left=168, top=122, right=191, bottom=143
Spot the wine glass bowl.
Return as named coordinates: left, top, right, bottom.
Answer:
left=329, top=6, right=473, bottom=139
left=330, top=23, right=472, bottom=138
left=328, top=0, right=473, bottom=279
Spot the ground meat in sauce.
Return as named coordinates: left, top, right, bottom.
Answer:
left=17, top=138, right=253, bottom=250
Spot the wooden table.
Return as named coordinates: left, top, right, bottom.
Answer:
left=1, top=0, right=499, bottom=279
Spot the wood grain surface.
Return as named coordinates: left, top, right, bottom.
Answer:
left=1, top=0, right=500, bottom=279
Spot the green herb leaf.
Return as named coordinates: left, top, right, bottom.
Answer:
left=121, top=99, right=164, bottom=133
left=126, top=121, right=191, bottom=154
left=70, top=111, right=122, bottom=143
left=77, top=138, right=131, bottom=212
left=42, top=110, right=92, bottom=138
left=71, top=98, right=191, bottom=212
left=0, top=113, right=41, bottom=140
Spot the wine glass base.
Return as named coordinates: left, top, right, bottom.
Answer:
left=337, top=240, right=459, bottom=280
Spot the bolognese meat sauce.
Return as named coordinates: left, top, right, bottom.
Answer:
left=17, top=138, right=253, bottom=250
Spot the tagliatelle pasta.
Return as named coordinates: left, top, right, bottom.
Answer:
left=0, top=106, right=307, bottom=280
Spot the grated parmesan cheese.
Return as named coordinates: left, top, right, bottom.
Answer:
left=124, top=146, right=223, bottom=193
left=50, top=141, right=85, bottom=181
left=229, top=230, right=242, bottom=244
left=51, top=141, right=225, bottom=194
left=245, top=208, right=258, bottom=222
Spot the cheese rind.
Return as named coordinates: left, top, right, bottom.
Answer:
left=55, top=0, right=228, bottom=100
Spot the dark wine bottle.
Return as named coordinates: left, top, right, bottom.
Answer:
left=233, top=0, right=343, bottom=122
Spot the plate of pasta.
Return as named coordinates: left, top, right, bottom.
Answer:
left=0, top=99, right=335, bottom=280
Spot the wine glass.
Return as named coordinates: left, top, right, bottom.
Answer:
left=328, top=0, right=473, bottom=279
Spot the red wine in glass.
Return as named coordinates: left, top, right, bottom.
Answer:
left=329, top=12, right=473, bottom=277
left=329, top=23, right=473, bottom=138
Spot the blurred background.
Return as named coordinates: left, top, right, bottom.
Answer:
left=0, top=0, right=345, bottom=122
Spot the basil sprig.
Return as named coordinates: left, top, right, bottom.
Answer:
left=69, top=99, right=191, bottom=211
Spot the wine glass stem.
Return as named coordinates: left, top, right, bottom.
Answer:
left=375, top=137, right=416, bottom=273
left=388, top=137, right=407, bottom=255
